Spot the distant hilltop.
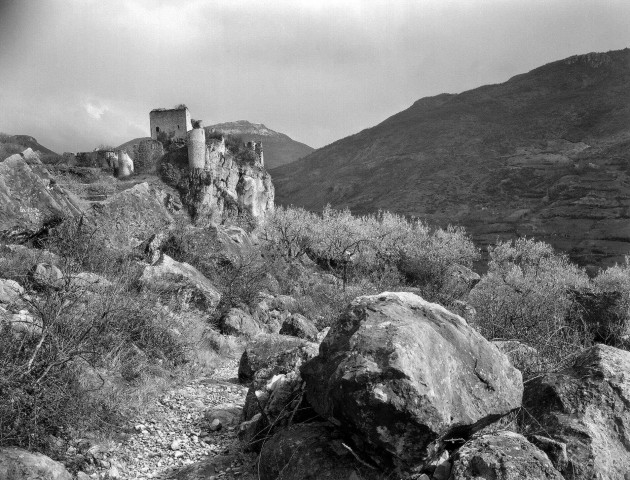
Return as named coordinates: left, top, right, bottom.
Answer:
left=206, top=120, right=314, bottom=169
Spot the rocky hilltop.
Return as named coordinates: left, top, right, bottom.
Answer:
left=206, top=121, right=314, bottom=169
left=272, top=48, right=630, bottom=269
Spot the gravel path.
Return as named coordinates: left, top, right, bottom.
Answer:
left=80, top=359, right=259, bottom=480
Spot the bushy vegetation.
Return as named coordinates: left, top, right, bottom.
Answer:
left=260, top=205, right=478, bottom=303
left=469, top=239, right=591, bottom=375
left=0, top=218, right=216, bottom=453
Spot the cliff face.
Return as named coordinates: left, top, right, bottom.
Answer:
left=162, top=135, right=274, bottom=225
left=272, top=48, right=630, bottom=268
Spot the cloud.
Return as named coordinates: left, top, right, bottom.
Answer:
left=84, top=102, right=109, bottom=120
left=0, top=0, right=629, bottom=153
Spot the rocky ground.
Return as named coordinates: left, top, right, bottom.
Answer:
left=77, top=359, right=258, bottom=480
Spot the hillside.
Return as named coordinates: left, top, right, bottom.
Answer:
left=0, top=133, right=58, bottom=161
left=272, top=48, right=630, bottom=268
left=206, top=120, right=314, bottom=169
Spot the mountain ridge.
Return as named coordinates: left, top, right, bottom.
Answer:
left=272, top=48, right=630, bottom=268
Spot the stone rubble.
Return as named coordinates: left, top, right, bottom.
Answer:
left=72, top=360, right=258, bottom=480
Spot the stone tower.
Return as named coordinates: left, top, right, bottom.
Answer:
left=150, top=106, right=191, bottom=142
left=187, top=123, right=206, bottom=169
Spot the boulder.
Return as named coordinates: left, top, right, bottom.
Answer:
left=279, top=313, right=318, bottom=341
left=258, top=423, right=387, bottom=480
left=238, top=333, right=318, bottom=387
left=301, top=292, right=523, bottom=469
left=203, top=404, right=242, bottom=429
left=0, top=447, right=72, bottom=480
left=219, top=307, right=261, bottom=337
left=527, top=435, right=569, bottom=473
left=493, top=340, right=539, bottom=374
left=449, top=431, right=563, bottom=480
left=443, top=264, right=481, bottom=298
left=0, top=278, right=24, bottom=304
left=1, top=308, right=42, bottom=335
left=139, top=254, right=220, bottom=309
left=87, top=182, right=174, bottom=250
left=239, top=369, right=315, bottom=452
left=30, top=263, right=63, bottom=288
left=522, top=344, right=630, bottom=479
left=0, top=149, right=82, bottom=242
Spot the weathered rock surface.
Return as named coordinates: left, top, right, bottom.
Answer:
left=279, top=313, right=318, bottom=341
left=493, top=340, right=539, bottom=374
left=449, top=431, right=563, bottom=480
left=220, top=308, right=261, bottom=337
left=522, top=344, right=630, bottom=479
left=443, top=264, right=481, bottom=298
left=0, top=278, right=24, bottom=304
left=31, top=262, right=63, bottom=289
left=87, top=182, right=174, bottom=249
left=238, top=333, right=318, bottom=387
left=302, top=292, right=523, bottom=468
left=258, top=423, right=387, bottom=480
left=0, top=149, right=82, bottom=241
left=162, top=141, right=274, bottom=224
left=0, top=447, right=72, bottom=480
left=139, top=254, right=220, bottom=308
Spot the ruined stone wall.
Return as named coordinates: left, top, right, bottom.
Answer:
left=150, top=108, right=191, bottom=141
left=75, top=151, right=114, bottom=170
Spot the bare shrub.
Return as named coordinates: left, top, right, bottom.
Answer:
left=469, top=238, right=591, bottom=377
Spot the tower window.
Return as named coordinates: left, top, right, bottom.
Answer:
left=156, top=127, right=160, bottom=133
left=177, top=125, right=180, bottom=129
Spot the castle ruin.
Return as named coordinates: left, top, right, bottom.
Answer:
left=149, top=106, right=191, bottom=142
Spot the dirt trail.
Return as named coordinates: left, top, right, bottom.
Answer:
left=85, top=359, right=258, bottom=480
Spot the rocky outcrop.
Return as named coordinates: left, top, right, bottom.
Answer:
left=219, top=308, right=261, bottom=337
left=301, top=292, right=523, bottom=469
left=493, top=340, right=539, bottom=374
left=0, top=278, right=24, bottom=305
left=237, top=334, right=319, bottom=451
left=443, top=264, right=481, bottom=299
left=87, top=182, right=174, bottom=249
left=0, top=149, right=83, bottom=242
left=238, top=333, right=318, bottom=387
left=139, top=254, right=220, bottom=309
left=162, top=135, right=274, bottom=224
left=522, top=344, right=630, bottom=479
left=0, top=447, right=72, bottom=480
left=258, top=423, right=387, bottom=480
left=279, top=313, right=318, bottom=341
left=449, top=431, right=563, bottom=480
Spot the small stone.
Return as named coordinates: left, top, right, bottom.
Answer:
left=209, top=418, right=222, bottom=431
left=174, top=451, right=184, bottom=458
left=108, top=465, right=121, bottom=479
left=76, top=473, right=90, bottom=480
left=170, top=439, right=181, bottom=451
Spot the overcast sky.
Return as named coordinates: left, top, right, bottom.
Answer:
left=0, top=0, right=628, bottom=153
